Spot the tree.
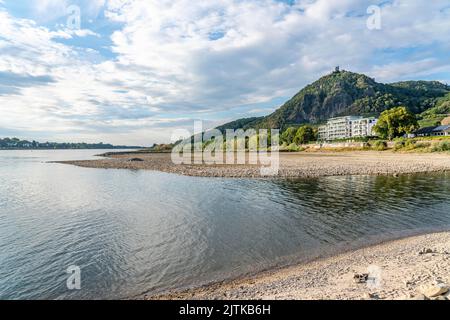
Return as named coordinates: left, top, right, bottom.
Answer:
left=281, top=127, right=297, bottom=144
left=373, top=106, right=419, bottom=140
left=294, top=125, right=317, bottom=145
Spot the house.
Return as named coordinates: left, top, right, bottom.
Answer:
left=318, top=116, right=378, bottom=141
left=414, top=125, right=450, bottom=137
left=351, top=117, right=378, bottom=138
left=434, top=125, right=450, bottom=136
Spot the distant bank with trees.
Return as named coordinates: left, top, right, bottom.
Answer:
left=0, top=137, right=143, bottom=150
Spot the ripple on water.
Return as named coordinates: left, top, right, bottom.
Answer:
left=0, top=151, right=450, bottom=299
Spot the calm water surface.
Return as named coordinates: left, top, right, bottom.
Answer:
left=0, top=150, right=449, bottom=299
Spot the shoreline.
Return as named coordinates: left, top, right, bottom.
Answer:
left=149, top=231, right=450, bottom=300
left=57, top=150, right=450, bottom=179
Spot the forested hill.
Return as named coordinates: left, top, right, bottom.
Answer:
left=217, top=70, right=450, bottom=131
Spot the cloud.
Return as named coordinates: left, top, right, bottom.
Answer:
left=0, top=0, right=449, bottom=145
left=32, top=0, right=106, bottom=22
left=0, top=71, right=55, bottom=95
left=104, top=0, right=450, bottom=107
left=51, top=28, right=100, bottom=39
left=371, top=59, right=450, bottom=82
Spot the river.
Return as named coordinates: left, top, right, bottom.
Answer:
left=0, top=150, right=449, bottom=299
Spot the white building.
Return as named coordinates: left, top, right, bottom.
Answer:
left=318, top=116, right=378, bottom=141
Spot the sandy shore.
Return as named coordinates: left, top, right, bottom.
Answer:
left=150, top=232, right=450, bottom=300
left=59, top=151, right=450, bottom=178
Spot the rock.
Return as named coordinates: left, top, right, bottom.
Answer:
left=410, top=294, right=429, bottom=300
left=421, top=284, right=449, bottom=298
left=419, top=248, right=434, bottom=255
left=354, top=273, right=369, bottom=284
left=433, top=296, right=448, bottom=301
left=365, top=293, right=380, bottom=300
left=128, top=158, right=144, bottom=162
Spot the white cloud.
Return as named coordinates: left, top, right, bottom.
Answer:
left=0, top=0, right=449, bottom=145
left=104, top=0, right=450, bottom=107
left=32, top=0, right=106, bottom=21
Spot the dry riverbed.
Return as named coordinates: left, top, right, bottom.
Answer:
left=150, top=232, right=450, bottom=300
left=58, top=151, right=450, bottom=178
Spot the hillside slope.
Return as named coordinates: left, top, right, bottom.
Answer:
left=218, top=70, right=450, bottom=130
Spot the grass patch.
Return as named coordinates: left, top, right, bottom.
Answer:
left=279, top=143, right=305, bottom=152
left=432, top=141, right=450, bottom=152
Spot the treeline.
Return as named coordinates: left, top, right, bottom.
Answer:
left=0, top=137, right=142, bottom=150
left=171, top=125, right=318, bottom=153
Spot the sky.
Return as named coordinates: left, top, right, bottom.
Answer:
left=0, top=0, right=449, bottom=146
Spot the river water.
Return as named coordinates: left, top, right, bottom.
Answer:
left=0, top=150, right=449, bottom=299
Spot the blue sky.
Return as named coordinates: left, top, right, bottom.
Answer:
left=0, top=0, right=449, bottom=145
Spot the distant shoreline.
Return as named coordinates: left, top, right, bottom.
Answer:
left=149, top=231, right=450, bottom=300
left=58, top=150, right=450, bottom=179
left=0, top=148, right=144, bottom=151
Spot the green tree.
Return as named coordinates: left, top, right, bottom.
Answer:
left=294, top=125, right=317, bottom=145
left=373, top=106, right=419, bottom=140
left=281, top=127, right=297, bottom=144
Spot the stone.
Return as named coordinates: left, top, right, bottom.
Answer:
left=354, top=273, right=369, bottom=284
left=365, top=293, right=380, bottom=300
left=128, top=158, right=144, bottom=162
left=419, top=248, right=434, bottom=255
left=421, top=284, right=449, bottom=298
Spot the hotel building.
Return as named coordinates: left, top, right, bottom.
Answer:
left=318, top=116, right=378, bottom=141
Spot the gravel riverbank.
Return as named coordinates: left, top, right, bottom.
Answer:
left=150, top=232, right=450, bottom=300
left=58, top=151, right=450, bottom=178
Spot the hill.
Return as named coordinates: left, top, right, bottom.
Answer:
left=217, top=70, right=450, bottom=130
left=418, top=92, right=450, bottom=126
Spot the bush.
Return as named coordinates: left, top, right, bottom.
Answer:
left=432, top=141, right=450, bottom=152
left=286, top=143, right=304, bottom=152
left=403, top=140, right=417, bottom=151
left=394, top=140, right=406, bottom=151
left=372, top=140, right=388, bottom=151
left=414, top=142, right=431, bottom=150
left=394, top=140, right=432, bottom=151
left=293, top=125, right=317, bottom=145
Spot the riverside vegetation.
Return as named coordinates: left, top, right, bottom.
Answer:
left=154, top=105, right=449, bottom=154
